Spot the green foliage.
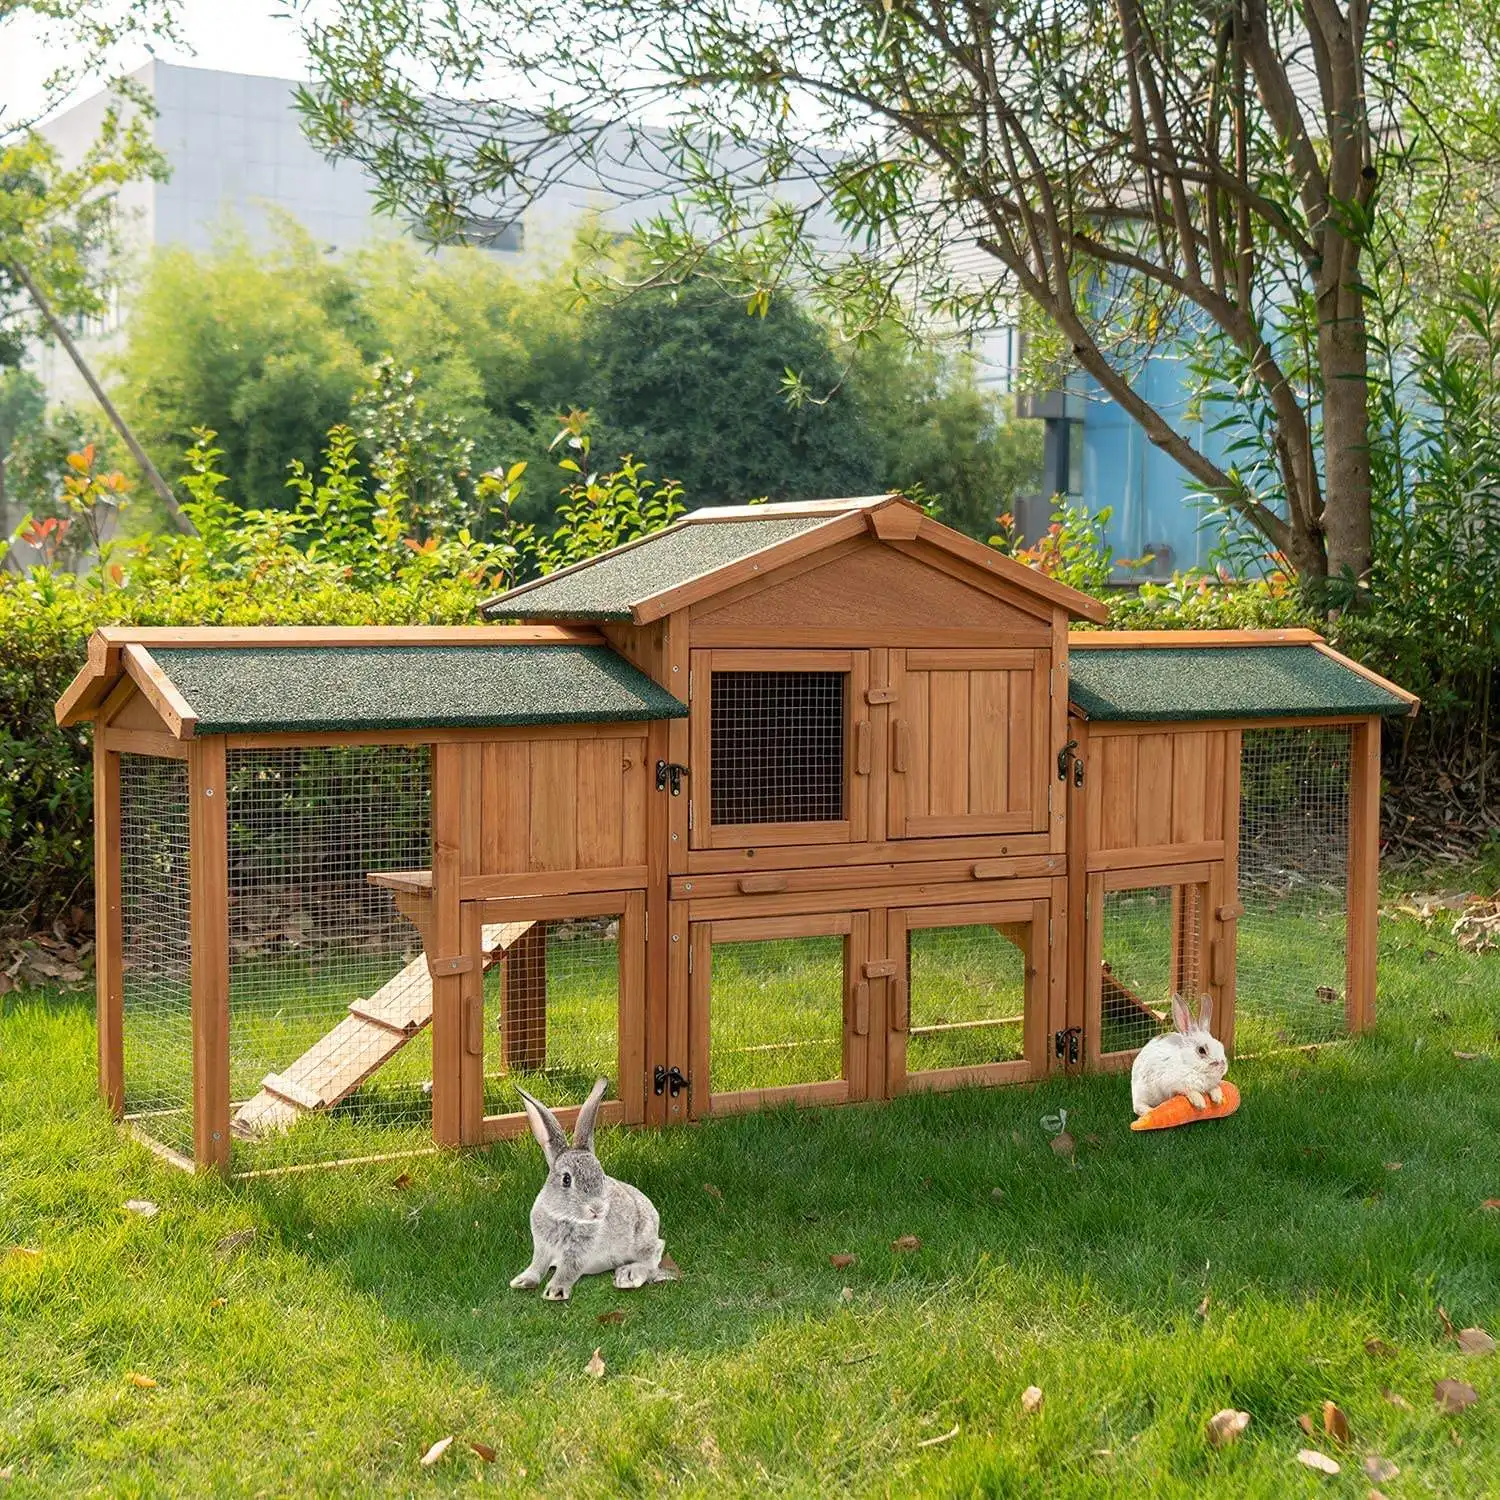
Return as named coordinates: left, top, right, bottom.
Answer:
left=991, top=500, right=1119, bottom=599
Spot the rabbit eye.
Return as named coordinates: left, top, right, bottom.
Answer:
left=1196, top=1044, right=1207, bottom=1058
left=561, top=1171, right=572, bottom=1188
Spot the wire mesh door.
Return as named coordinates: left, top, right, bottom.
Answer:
left=1086, top=868, right=1215, bottom=1071
left=689, top=650, right=870, bottom=850
left=688, top=913, right=865, bottom=1117
left=1232, top=726, right=1353, bottom=1051
left=888, top=900, right=1048, bottom=1094
left=119, top=753, right=194, bottom=1158
left=222, top=746, right=434, bottom=1170
left=475, top=892, right=645, bottom=1142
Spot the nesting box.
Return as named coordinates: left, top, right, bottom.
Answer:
left=56, top=497, right=1417, bottom=1173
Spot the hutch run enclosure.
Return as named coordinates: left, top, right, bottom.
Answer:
left=55, top=496, right=1418, bottom=1173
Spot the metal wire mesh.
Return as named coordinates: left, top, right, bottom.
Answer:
left=1098, top=884, right=1204, bottom=1055
left=483, top=918, right=620, bottom=1117
left=120, top=754, right=193, bottom=1156
left=1235, top=726, right=1351, bottom=1050
left=224, top=747, right=433, bottom=1167
left=708, top=935, right=846, bottom=1094
left=710, top=671, right=846, bottom=826
left=906, top=923, right=1028, bottom=1073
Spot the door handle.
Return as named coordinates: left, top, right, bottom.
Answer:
left=892, top=976, right=910, bottom=1032
left=853, top=980, right=870, bottom=1036
left=892, top=719, right=909, bottom=773
left=855, top=720, right=872, bottom=776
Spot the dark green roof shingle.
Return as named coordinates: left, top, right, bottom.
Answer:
left=1067, top=645, right=1411, bottom=722
left=483, top=516, right=834, bottom=620
left=151, top=645, right=687, bottom=734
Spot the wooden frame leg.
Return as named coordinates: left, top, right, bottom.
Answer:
left=94, top=739, right=125, bottom=1119
left=188, top=738, right=230, bottom=1173
left=1347, top=717, right=1382, bottom=1033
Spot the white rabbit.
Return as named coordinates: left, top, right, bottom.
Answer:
left=1130, top=994, right=1228, bottom=1116
left=509, top=1077, right=675, bottom=1301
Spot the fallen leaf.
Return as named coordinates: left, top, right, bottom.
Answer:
left=1323, top=1401, right=1349, bottom=1445
left=1450, top=1425, right=1464, bottom=1447
left=990, top=1187, right=1005, bottom=1200
left=1438, top=1305, right=1456, bottom=1340
left=214, top=1228, right=256, bottom=1258
left=1453, top=1050, right=1482, bottom=1060
left=391, top=1172, right=412, bottom=1190
left=1484, top=1198, right=1500, bottom=1212
left=1384, top=1161, right=1402, bottom=1171
left=1296, top=1448, right=1340, bottom=1475
left=126, top=1372, right=157, bottom=1389
left=1297, top=1413, right=1315, bottom=1435
left=585, top=1347, right=606, bottom=1379
left=4, top=1246, right=40, bottom=1262
left=892, top=1234, right=921, bottom=1252
left=1050, top=1131, right=1076, bottom=1159
left=1021, top=1385, right=1044, bottom=1414
left=1364, top=1336, right=1396, bottom=1359
left=840, top=1286, right=854, bottom=1302
left=658, top=1252, right=681, bottom=1280
left=1380, top=1388, right=1411, bottom=1410
left=830, top=1253, right=857, bottom=1269
left=1196, top=1293, right=1211, bottom=1319
left=1364, top=1455, right=1400, bottom=1483
left=469, top=1441, right=496, bottom=1463
left=703, top=1182, right=723, bottom=1200
left=1458, top=1326, right=1496, bottom=1355
left=1206, top=1409, right=1250, bottom=1448
left=0, top=1464, right=12, bottom=1480
left=419, top=1437, right=453, bottom=1467
left=208, top=1296, right=227, bottom=1310
left=125, top=1199, right=158, bottom=1218
left=1434, top=1378, right=1478, bottom=1413
left=597, top=1309, right=625, bottom=1326
left=1011, top=1130, right=1024, bottom=1147
left=916, top=1423, right=959, bottom=1448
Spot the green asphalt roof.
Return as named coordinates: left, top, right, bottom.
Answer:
left=1067, top=645, right=1411, bottom=722
left=149, top=645, right=687, bottom=735
left=483, top=516, right=834, bottom=619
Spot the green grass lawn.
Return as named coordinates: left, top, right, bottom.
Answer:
left=3, top=894, right=1499, bottom=1495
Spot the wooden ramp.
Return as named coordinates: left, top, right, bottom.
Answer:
left=1099, top=961, right=1167, bottom=1032
left=231, top=922, right=534, bottom=1138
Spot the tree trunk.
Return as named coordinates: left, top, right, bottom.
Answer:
left=1318, top=274, right=1374, bottom=586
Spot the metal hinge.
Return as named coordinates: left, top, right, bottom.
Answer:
left=1054, top=1026, right=1081, bottom=1064
left=653, top=1064, right=689, bottom=1097
left=656, top=760, right=689, bottom=795
left=688, top=800, right=694, bottom=831
left=688, top=942, right=694, bottom=975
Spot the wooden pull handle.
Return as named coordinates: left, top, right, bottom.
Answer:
left=892, top=976, right=910, bottom=1033
left=737, top=874, right=789, bottom=895
left=855, top=719, right=872, bottom=776
left=464, top=994, right=484, bottom=1056
left=972, top=861, right=1007, bottom=880
left=853, top=981, right=870, bottom=1036
left=892, top=719, right=910, bottom=773
left=1211, top=938, right=1228, bottom=986
left=862, top=959, right=896, bottom=979
left=1217, top=902, right=1245, bottom=922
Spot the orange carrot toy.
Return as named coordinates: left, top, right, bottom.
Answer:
left=1131, top=1080, right=1241, bottom=1132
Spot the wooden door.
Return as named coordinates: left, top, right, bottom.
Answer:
left=886, top=899, right=1050, bottom=1095
left=888, top=649, right=1050, bottom=839
left=688, top=649, right=871, bottom=850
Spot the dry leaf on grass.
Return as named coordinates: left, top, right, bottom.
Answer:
left=1457, top=1326, right=1496, bottom=1355
left=1196, top=1293, right=1211, bottom=1320
left=391, top=1172, right=412, bottom=1190
left=1438, top=1305, right=1457, bottom=1340
left=1020, top=1386, right=1044, bottom=1414
left=703, top=1183, right=723, bottom=1200
left=1323, top=1401, right=1350, bottom=1445
left=1380, top=1388, right=1411, bottom=1410
left=1434, top=1378, right=1478, bottom=1413
left=891, top=1234, right=921, bottom=1252
left=1295, top=1448, right=1340, bottom=1475
left=214, top=1228, right=256, bottom=1258
left=830, top=1253, right=857, bottom=1269
left=840, top=1287, right=853, bottom=1302
left=125, top=1372, right=156, bottom=1389
left=124, top=1200, right=158, bottom=1218
left=1364, top=1455, right=1400, bottom=1483
left=1483, top=1198, right=1500, bottom=1212
left=1297, top=1413, right=1315, bottom=1435
left=4, top=1247, right=40, bottom=1263
left=658, top=1253, right=681, bottom=1280
left=1050, top=1132, right=1076, bottom=1160
left=1205, top=1409, right=1250, bottom=1448
left=916, top=1424, right=959, bottom=1448
left=419, top=1437, right=452, bottom=1467
left=597, top=1310, right=625, bottom=1326
left=208, top=1296, right=227, bottom=1310
left=1384, top=1161, right=1402, bottom=1171
left=585, top=1348, right=606, bottom=1379
left=469, top=1441, right=496, bottom=1463
left=1363, top=1336, right=1396, bottom=1359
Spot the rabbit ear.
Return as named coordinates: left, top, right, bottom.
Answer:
left=516, top=1087, right=567, bottom=1165
left=571, top=1077, right=609, bottom=1153
left=1170, top=994, right=1193, bottom=1034
left=1197, top=993, right=1214, bottom=1032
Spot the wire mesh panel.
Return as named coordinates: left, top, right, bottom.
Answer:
left=482, top=918, right=620, bottom=1118
left=707, top=935, right=847, bottom=1095
left=224, top=747, right=433, bottom=1168
left=710, top=671, right=846, bottom=826
left=1097, top=885, right=1204, bottom=1056
left=120, top=754, right=193, bottom=1157
left=905, top=924, right=1028, bottom=1074
left=1236, top=727, right=1351, bottom=1050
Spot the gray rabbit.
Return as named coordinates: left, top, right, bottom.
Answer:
left=509, top=1077, right=675, bottom=1301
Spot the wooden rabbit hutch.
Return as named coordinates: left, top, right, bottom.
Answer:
left=56, top=496, right=1417, bottom=1173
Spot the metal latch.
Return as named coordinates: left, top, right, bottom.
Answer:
left=653, top=1064, right=689, bottom=1097
left=656, top=760, right=689, bottom=795
left=1054, top=1026, right=1081, bottom=1064
left=1057, top=738, right=1078, bottom=781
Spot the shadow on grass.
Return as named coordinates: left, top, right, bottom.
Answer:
left=236, top=1027, right=1500, bottom=1387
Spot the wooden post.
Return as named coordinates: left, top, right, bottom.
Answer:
left=1062, top=722, right=1088, bottom=1072
left=188, top=737, right=230, bottom=1172
left=501, top=923, right=549, bottom=1070
left=1218, top=730, right=1242, bottom=1055
left=1347, top=717, right=1383, bottom=1032
left=93, top=737, right=125, bottom=1118
left=430, top=742, right=464, bottom=1146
